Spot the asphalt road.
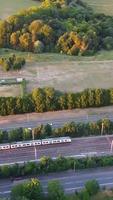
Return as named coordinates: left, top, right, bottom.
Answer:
left=1, top=167, right=113, bottom=197
left=1, top=110, right=113, bottom=130
left=0, top=135, right=113, bottom=166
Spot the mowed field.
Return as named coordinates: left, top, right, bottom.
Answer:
left=25, top=60, right=113, bottom=92
left=0, top=0, right=39, bottom=19
left=83, top=0, right=113, bottom=15
left=1, top=49, right=113, bottom=95
left=0, top=85, right=21, bottom=97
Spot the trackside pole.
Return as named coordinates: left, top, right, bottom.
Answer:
left=101, top=122, right=104, bottom=135
left=28, top=127, right=37, bottom=160
left=32, top=129, right=37, bottom=160
left=110, top=140, right=113, bottom=152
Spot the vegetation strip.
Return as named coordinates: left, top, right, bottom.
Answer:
left=1, top=0, right=113, bottom=56
left=11, top=178, right=101, bottom=200
left=1, top=87, right=113, bottom=116
left=0, top=118, right=112, bottom=143
left=1, top=155, right=113, bottom=179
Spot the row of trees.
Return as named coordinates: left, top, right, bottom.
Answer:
left=11, top=178, right=100, bottom=200
left=0, top=87, right=113, bottom=115
left=1, top=155, right=113, bottom=179
left=0, top=118, right=112, bottom=143
left=0, top=54, right=25, bottom=71
left=0, top=0, right=113, bottom=55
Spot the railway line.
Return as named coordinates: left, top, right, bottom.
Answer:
left=0, top=135, right=113, bottom=165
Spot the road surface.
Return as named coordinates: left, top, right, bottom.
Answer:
left=1, top=106, right=113, bottom=130
left=0, top=135, right=113, bottom=165
left=1, top=167, right=113, bottom=197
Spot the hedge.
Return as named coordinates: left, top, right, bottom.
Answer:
left=1, top=155, right=113, bottom=179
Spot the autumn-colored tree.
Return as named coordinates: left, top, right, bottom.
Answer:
left=10, top=31, right=20, bottom=48
left=19, top=32, right=32, bottom=51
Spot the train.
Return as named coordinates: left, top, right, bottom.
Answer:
left=0, top=137, right=71, bottom=150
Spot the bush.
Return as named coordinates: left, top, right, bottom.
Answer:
left=0, top=54, right=26, bottom=71
left=0, top=0, right=113, bottom=55
left=85, top=180, right=100, bottom=196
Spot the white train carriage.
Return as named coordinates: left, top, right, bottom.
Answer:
left=32, top=140, right=41, bottom=146
left=41, top=137, right=71, bottom=145
left=51, top=137, right=71, bottom=144
left=0, top=143, right=10, bottom=150
left=11, top=141, right=32, bottom=149
left=10, top=140, right=42, bottom=149
left=41, top=139, right=51, bottom=145
left=0, top=137, right=71, bottom=150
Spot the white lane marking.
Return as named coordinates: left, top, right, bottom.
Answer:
left=66, top=186, right=82, bottom=191
left=0, top=190, right=11, bottom=194
left=101, top=182, right=113, bottom=186
left=41, top=175, right=113, bottom=185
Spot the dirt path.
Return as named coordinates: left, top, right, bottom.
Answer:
left=0, top=106, right=113, bottom=125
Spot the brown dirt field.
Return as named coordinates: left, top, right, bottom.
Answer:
left=0, top=85, right=21, bottom=97
left=1, top=60, right=113, bottom=95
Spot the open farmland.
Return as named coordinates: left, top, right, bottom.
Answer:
left=1, top=49, right=113, bottom=95
left=83, top=0, right=113, bottom=15
left=0, top=0, right=39, bottom=19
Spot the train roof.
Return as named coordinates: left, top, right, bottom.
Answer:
left=0, top=143, right=10, bottom=147
left=0, top=137, right=71, bottom=146
left=42, top=137, right=71, bottom=141
left=0, top=140, right=41, bottom=146
left=11, top=140, right=41, bottom=145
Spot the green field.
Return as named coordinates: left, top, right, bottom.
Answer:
left=1, top=48, right=113, bottom=62
left=0, top=0, right=112, bottom=18
left=0, top=0, right=39, bottom=19
left=83, top=0, right=113, bottom=15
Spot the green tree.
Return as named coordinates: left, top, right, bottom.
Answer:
left=1, top=165, right=10, bottom=178
left=23, top=128, right=31, bottom=140
left=40, top=156, right=53, bottom=172
left=48, top=180, right=65, bottom=200
left=8, top=128, right=22, bottom=142
left=85, top=180, right=100, bottom=196
left=0, top=130, right=4, bottom=143
left=44, top=87, right=57, bottom=111
left=32, top=88, right=46, bottom=112
left=78, top=189, right=90, bottom=200
left=41, top=124, right=52, bottom=137
left=11, top=178, right=43, bottom=200
left=34, top=40, right=44, bottom=53
left=0, top=20, right=11, bottom=47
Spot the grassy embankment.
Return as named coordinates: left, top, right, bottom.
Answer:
left=83, top=0, right=113, bottom=16
left=0, top=0, right=39, bottom=19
